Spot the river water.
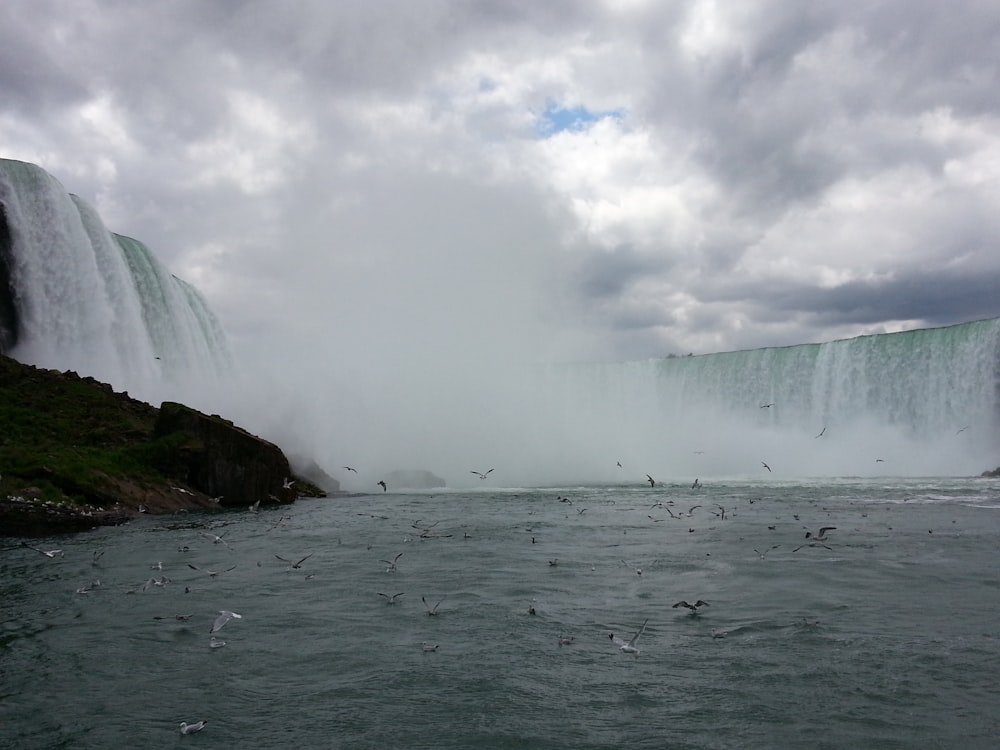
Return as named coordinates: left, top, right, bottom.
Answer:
left=2, top=477, right=999, bottom=749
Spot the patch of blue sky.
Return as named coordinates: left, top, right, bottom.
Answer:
left=537, top=102, right=624, bottom=137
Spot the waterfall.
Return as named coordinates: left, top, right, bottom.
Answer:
left=0, top=158, right=232, bottom=406
left=543, top=319, right=1000, bottom=478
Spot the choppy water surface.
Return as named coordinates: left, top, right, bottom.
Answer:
left=3, top=478, right=999, bottom=749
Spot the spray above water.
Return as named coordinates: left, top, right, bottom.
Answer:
left=1, top=158, right=997, bottom=483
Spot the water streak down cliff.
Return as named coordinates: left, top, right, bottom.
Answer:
left=0, top=158, right=231, bottom=406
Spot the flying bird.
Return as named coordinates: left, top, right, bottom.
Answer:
left=282, top=477, right=296, bottom=489
left=187, top=563, right=237, bottom=578
left=380, top=553, right=403, bottom=573
left=21, top=543, right=63, bottom=558
left=804, top=526, right=837, bottom=542
left=377, top=480, right=387, bottom=492
left=378, top=592, right=405, bottom=604
left=275, top=553, right=314, bottom=569
left=815, top=426, right=826, bottom=438
left=760, top=402, right=774, bottom=409
left=754, top=545, right=780, bottom=559
left=610, top=618, right=648, bottom=655
left=672, top=600, right=710, bottom=613
left=209, top=610, right=242, bottom=634
left=761, top=461, right=772, bottom=472
left=422, top=596, right=444, bottom=615
left=343, top=466, right=358, bottom=473
left=645, top=474, right=656, bottom=487
left=470, top=469, right=494, bottom=480
left=691, top=478, right=701, bottom=489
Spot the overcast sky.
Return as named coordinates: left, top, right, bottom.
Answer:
left=3, top=0, right=999, bottom=367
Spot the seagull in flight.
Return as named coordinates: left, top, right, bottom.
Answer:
left=760, top=402, right=774, bottom=409
left=803, top=526, right=837, bottom=542
left=179, top=720, right=207, bottom=734
left=343, top=466, right=358, bottom=473
left=378, top=592, right=405, bottom=604
left=21, top=543, right=63, bottom=558
left=815, top=426, right=826, bottom=438
left=422, top=596, right=444, bottom=615
left=610, top=618, right=648, bottom=655
left=691, top=478, right=701, bottom=489
left=210, top=610, right=242, bottom=633
left=381, top=552, right=403, bottom=573
left=470, top=469, right=494, bottom=480
left=754, top=545, right=780, bottom=559
left=282, top=477, right=296, bottom=489
left=761, top=461, right=772, bottom=472
left=275, top=553, right=314, bottom=569
left=645, top=474, right=656, bottom=487
left=377, top=480, right=387, bottom=492
left=672, top=600, right=710, bottom=613
left=187, top=563, right=237, bottom=578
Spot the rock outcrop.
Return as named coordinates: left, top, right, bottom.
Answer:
left=154, top=402, right=299, bottom=507
left=0, top=355, right=324, bottom=535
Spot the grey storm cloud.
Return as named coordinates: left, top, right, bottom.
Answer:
left=0, top=0, right=998, bottom=366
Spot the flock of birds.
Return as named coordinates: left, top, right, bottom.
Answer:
left=13, top=447, right=932, bottom=739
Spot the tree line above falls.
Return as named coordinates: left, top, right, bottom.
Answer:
left=0, top=355, right=326, bottom=536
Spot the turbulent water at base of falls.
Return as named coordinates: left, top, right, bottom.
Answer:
left=0, top=158, right=232, bottom=408
left=540, top=318, right=1000, bottom=479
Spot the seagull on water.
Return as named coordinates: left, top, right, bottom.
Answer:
left=672, top=600, right=710, bottom=613
left=200, top=532, right=231, bottom=550
left=378, top=592, right=405, bottom=604
left=209, top=636, right=226, bottom=648
left=210, top=610, right=242, bottom=634
left=558, top=636, right=575, bottom=646
left=179, top=720, right=207, bottom=734
left=422, top=642, right=439, bottom=651
left=620, top=558, right=657, bottom=576
left=470, top=468, right=494, bottom=480
left=422, top=596, right=444, bottom=615
left=610, top=618, right=648, bottom=655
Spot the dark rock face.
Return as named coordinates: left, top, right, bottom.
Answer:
left=982, top=466, right=1000, bottom=477
left=154, top=402, right=297, bottom=507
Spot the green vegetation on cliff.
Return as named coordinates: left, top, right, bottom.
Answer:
left=0, top=355, right=321, bottom=535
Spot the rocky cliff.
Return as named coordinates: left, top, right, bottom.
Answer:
left=0, top=355, right=323, bottom=535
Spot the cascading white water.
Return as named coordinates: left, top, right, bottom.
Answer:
left=0, top=158, right=232, bottom=407
left=542, top=319, right=1000, bottom=479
